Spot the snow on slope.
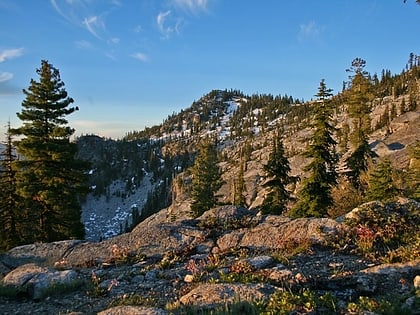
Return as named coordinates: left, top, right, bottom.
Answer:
left=82, top=171, right=155, bottom=241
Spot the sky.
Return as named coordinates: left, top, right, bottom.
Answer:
left=1, top=0, right=420, bottom=140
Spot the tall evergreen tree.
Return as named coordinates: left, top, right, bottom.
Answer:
left=291, top=80, right=338, bottom=218
left=346, top=58, right=372, bottom=148
left=261, top=130, right=295, bottom=215
left=190, top=140, right=223, bottom=217
left=0, top=122, right=20, bottom=250
left=12, top=60, right=88, bottom=242
left=232, top=156, right=246, bottom=206
left=365, top=157, right=400, bottom=202
left=345, top=58, right=375, bottom=186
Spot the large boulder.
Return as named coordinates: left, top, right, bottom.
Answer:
left=2, top=263, right=79, bottom=299
left=98, top=306, right=168, bottom=315
left=216, top=215, right=343, bottom=252
left=179, top=283, right=276, bottom=308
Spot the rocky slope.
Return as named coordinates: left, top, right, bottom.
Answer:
left=0, top=199, right=419, bottom=314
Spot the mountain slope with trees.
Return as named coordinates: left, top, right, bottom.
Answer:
left=67, top=53, right=420, bottom=241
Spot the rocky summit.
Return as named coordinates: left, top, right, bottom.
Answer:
left=0, top=200, right=419, bottom=314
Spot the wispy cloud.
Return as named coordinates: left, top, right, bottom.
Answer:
left=0, top=48, right=23, bottom=89
left=75, top=39, right=93, bottom=49
left=157, top=10, right=182, bottom=39
left=0, top=47, right=24, bottom=62
left=83, top=15, right=106, bottom=39
left=107, top=37, right=120, bottom=45
left=110, top=0, right=122, bottom=6
left=172, top=0, right=208, bottom=13
left=298, top=21, right=324, bottom=43
left=50, top=0, right=73, bottom=23
left=0, top=72, right=13, bottom=82
left=51, top=0, right=111, bottom=41
left=131, top=52, right=149, bottom=62
left=157, top=10, right=171, bottom=32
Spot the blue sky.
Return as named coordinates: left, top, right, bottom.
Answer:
left=1, top=0, right=420, bottom=140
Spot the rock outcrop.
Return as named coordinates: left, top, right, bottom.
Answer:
left=0, top=203, right=419, bottom=314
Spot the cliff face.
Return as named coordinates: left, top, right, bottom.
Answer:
left=1, top=200, right=419, bottom=314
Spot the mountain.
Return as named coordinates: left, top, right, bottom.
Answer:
left=77, top=56, right=420, bottom=240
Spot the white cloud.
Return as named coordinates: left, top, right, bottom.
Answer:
left=110, top=0, right=122, bottom=6
left=173, top=0, right=208, bottom=13
left=51, top=1, right=111, bottom=40
left=298, top=21, right=324, bottom=42
left=0, top=48, right=23, bottom=62
left=157, top=10, right=171, bottom=32
left=107, top=37, right=120, bottom=45
left=0, top=72, right=13, bottom=82
left=157, top=10, right=182, bottom=39
left=131, top=52, right=149, bottom=62
left=83, top=15, right=106, bottom=39
left=75, top=39, right=93, bottom=49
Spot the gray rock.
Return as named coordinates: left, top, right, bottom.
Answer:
left=98, top=305, right=168, bottom=315
left=2, top=263, right=79, bottom=299
left=2, top=263, right=46, bottom=286
left=145, top=270, right=157, bottom=281
left=197, top=205, right=255, bottom=224
left=268, top=268, right=293, bottom=281
left=360, top=260, right=420, bottom=275
left=217, top=216, right=343, bottom=252
left=179, top=283, right=276, bottom=308
left=2, top=240, right=82, bottom=268
left=246, top=255, right=273, bottom=269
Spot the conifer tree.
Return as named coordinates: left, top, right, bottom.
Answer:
left=346, top=58, right=372, bottom=147
left=12, top=60, right=88, bottom=242
left=190, top=139, right=223, bottom=217
left=345, top=58, right=375, bottom=186
left=291, top=80, right=338, bottom=218
left=365, top=158, right=399, bottom=202
left=0, top=122, right=20, bottom=250
left=261, top=130, right=295, bottom=215
left=232, top=157, right=246, bottom=206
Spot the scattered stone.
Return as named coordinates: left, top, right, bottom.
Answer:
left=145, top=270, right=157, bottom=281
left=179, top=283, right=276, bottom=308
left=184, top=274, right=194, bottom=283
left=414, top=275, right=420, bottom=289
left=268, top=268, right=293, bottom=281
left=246, top=255, right=273, bottom=269
left=0, top=202, right=418, bottom=314
left=98, top=305, right=168, bottom=315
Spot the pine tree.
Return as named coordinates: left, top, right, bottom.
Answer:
left=365, top=158, right=399, bottom=202
left=190, top=140, right=223, bottom=217
left=12, top=60, right=88, bottom=242
left=291, top=80, right=338, bottom=218
left=232, top=156, right=246, bottom=206
left=346, top=58, right=372, bottom=148
left=0, top=122, right=20, bottom=250
left=346, top=139, right=374, bottom=187
left=345, top=58, right=375, bottom=187
left=261, top=130, right=295, bottom=215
